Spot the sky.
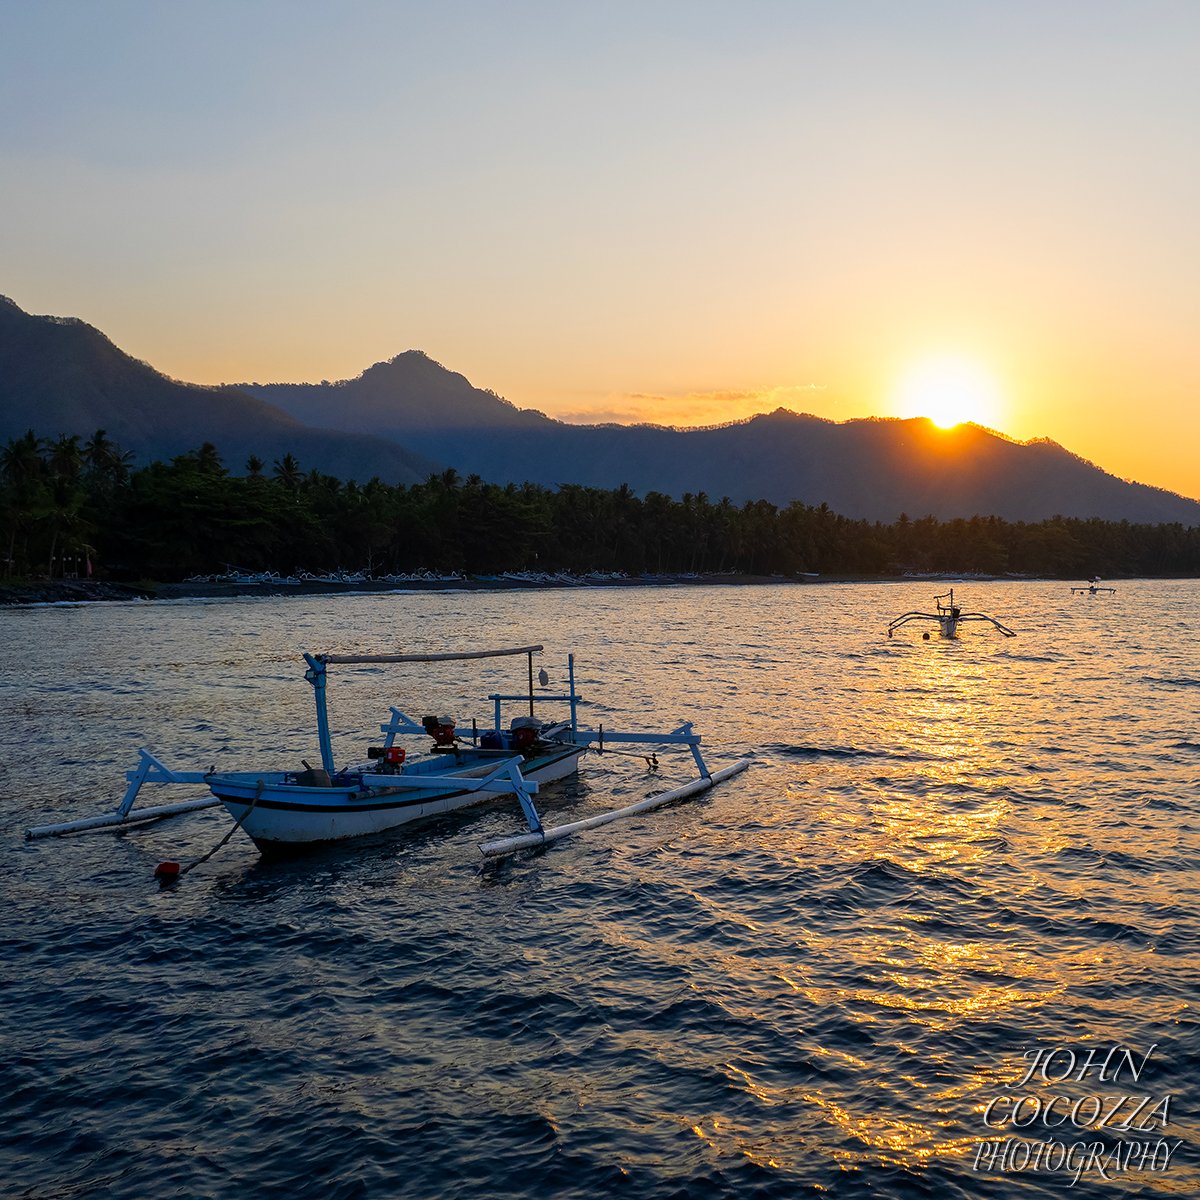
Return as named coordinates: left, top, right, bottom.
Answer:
left=2, top=1, right=1198, bottom=498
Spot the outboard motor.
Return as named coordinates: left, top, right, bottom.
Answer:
left=422, top=714, right=457, bottom=747
left=509, top=715, right=541, bottom=752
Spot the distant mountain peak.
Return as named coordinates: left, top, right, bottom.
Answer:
left=0, top=296, right=440, bottom=485
left=357, top=349, right=472, bottom=386
left=240, top=347, right=547, bottom=433
left=759, top=407, right=831, bottom=424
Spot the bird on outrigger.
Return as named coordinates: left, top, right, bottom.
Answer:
left=887, top=588, right=1016, bottom=639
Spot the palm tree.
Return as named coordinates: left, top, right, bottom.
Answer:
left=273, top=452, right=302, bottom=493
left=194, top=442, right=226, bottom=476
left=42, top=474, right=90, bottom=577
left=1, top=430, right=44, bottom=486
left=83, top=429, right=133, bottom=492
left=43, top=435, right=88, bottom=575
left=48, top=434, right=83, bottom=483
left=1, top=431, right=46, bottom=576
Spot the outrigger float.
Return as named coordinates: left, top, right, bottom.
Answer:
left=887, top=589, right=1016, bottom=640
left=1071, top=577, right=1116, bottom=595
left=26, top=646, right=749, bottom=861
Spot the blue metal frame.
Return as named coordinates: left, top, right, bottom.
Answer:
left=303, top=653, right=336, bottom=774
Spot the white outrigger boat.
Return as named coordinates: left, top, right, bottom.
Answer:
left=27, top=645, right=749, bottom=861
left=887, top=589, right=1016, bottom=639
left=1071, top=576, right=1116, bottom=595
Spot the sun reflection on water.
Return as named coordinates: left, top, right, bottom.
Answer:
left=4, top=581, right=1198, bottom=1196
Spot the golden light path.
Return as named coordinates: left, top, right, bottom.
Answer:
left=892, top=356, right=1005, bottom=430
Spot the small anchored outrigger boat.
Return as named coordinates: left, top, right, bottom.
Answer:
left=887, top=589, right=1016, bottom=639
left=1071, top=577, right=1116, bottom=595
left=27, top=645, right=749, bottom=861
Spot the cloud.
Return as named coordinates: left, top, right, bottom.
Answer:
left=553, top=383, right=828, bottom=428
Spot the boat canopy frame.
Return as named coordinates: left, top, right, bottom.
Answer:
left=303, top=644, right=549, bottom=775
left=374, top=651, right=711, bottom=780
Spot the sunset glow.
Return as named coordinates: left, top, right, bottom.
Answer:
left=892, top=358, right=1004, bottom=431
left=1, top=3, right=1198, bottom=498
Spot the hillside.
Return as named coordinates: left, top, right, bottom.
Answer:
left=245, top=355, right=1200, bottom=524
left=0, top=297, right=438, bottom=484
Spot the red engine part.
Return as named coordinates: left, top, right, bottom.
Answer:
left=510, top=725, right=538, bottom=751
left=422, top=715, right=457, bottom=746
left=383, top=746, right=406, bottom=766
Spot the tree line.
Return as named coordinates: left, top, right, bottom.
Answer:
left=3, top=430, right=1199, bottom=581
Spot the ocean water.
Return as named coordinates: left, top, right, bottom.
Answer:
left=2, top=580, right=1197, bottom=1199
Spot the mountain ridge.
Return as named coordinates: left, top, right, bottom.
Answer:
left=244, top=359, right=1200, bottom=523
left=0, top=298, right=438, bottom=485
left=2, top=296, right=1196, bottom=524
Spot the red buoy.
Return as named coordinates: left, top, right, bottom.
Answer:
left=154, top=860, right=181, bottom=881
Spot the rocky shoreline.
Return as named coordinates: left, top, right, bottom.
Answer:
left=0, top=580, right=157, bottom=606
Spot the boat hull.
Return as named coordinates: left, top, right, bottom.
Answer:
left=209, top=742, right=585, bottom=853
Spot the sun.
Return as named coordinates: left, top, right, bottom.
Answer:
left=892, top=356, right=1003, bottom=430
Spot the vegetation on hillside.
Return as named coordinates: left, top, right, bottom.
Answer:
left=3, top=431, right=1199, bottom=582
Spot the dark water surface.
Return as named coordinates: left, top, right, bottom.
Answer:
left=2, top=581, right=1197, bottom=1199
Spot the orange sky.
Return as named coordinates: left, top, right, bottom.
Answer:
left=3, top=3, right=1197, bottom=500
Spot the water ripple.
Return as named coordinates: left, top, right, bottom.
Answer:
left=2, top=580, right=1198, bottom=1199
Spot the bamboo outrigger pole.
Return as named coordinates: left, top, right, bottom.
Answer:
left=477, top=758, right=750, bottom=859
left=26, top=749, right=218, bottom=840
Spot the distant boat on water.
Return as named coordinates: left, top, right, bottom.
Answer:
left=887, top=588, right=1016, bottom=639
left=1071, top=576, right=1116, bottom=595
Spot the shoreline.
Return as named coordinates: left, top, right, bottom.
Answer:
left=0, top=572, right=806, bottom=607
left=0, top=570, right=1150, bottom=608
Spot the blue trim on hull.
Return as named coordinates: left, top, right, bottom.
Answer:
left=212, top=744, right=584, bottom=817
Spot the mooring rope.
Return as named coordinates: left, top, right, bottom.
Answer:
left=177, top=779, right=264, bottom=878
